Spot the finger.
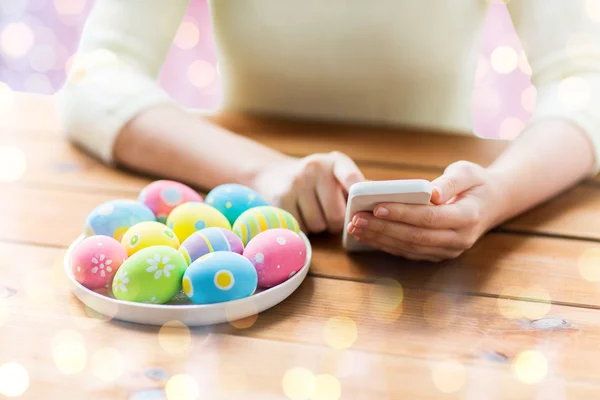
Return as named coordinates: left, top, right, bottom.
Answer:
left=371, top=201, right=478, bottom=229
left=431, top=161, right=484, bottom=204
left=298, top=189, right=328, bottom=233
left=351, top=215, right=464, bottom=249
left=356, top=236, right=445, bottom=262
left=355, top=234, right=461, bottom=261
left=279, top=194, right=307, bottom=233
left=316, top=176, right=347, bottom=233
left=331, top=152, right=365, bottom=193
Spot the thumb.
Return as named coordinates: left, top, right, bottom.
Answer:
left=331, top=152, right=365, bottom=192
left=431, top=161, right=484, bottom=204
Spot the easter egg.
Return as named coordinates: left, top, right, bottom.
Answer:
left=233, top=206, right=300, bottom=246
left=179, top=227, right=244, bottom=264
left=71, top=235, right=128, bottom=290
left=205, top=184, right=268, bottom=225
left=121, top=221, right=180, bottom=256
left=182, top=252, right=258, bottom=304
left=244, top=229, right=306, bottom=288
left=138, top=180, right=203, bottom=223
left=166, top=202, right=231, bottom=242
left=112, top=246, right=187, bottom=304
left=84, top=200, right=156, bottom=241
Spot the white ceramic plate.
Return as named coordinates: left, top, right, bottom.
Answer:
left=64, top=233, right=312, bottom=326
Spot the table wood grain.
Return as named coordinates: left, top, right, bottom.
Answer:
left=2, top=93, right=600, bottom=399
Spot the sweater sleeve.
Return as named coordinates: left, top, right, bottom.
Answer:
left=57, top=0, right=191, bottom=164
left=507, top=0, right=600, bottom=174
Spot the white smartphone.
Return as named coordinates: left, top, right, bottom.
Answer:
left=342, top=179, right=433, bottom=252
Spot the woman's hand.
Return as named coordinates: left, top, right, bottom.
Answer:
left=347, top=161, right=508, bottom=262
left=250, top=151, right=365, bottom=234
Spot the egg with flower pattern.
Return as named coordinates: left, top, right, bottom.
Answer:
left=121, top=221, right=180, bottom=256
left=84, top=199, right=156, bottom=241
left=71, top=235, right=128, bottom=290
left=182, top=251, right=257, bottom=304
left=205, top=183, right=268, bottom=225
left=166, top=202, right=231, bottom=242
left=112, top=246, right=187, bottom=304
left=138, top=180, right=204, bottom=223
left=233, top=206, right=300, bottom=246
left=179, top=227, right=244, bottom=265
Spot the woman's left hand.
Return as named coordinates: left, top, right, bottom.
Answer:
left=346, top=161, right=508, bottom=262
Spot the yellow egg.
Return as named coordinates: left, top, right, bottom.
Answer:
left=121, top=221, right=180, bottom=256
left=233, top=206, right=300, bottom=246
left=166, top=202, right=231, bottom=242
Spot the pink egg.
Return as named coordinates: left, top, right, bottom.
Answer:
left=138, top=180, right=204, bottom=223
left=71, top=235, right=128, bottom=290
left=243, top=229, right=306, bottom=288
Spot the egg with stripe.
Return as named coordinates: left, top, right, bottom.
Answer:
left=84, top=200, right=156, bottom=241
left=205, top=184, right=268, bottom=225
left=121, top=221, right=180, bottom=256
left=233, top=206, right=300, bottom=246
left=138, top=180, right=204, bottom=223
left=179, top=227, right=244, bottom=264
left=166, top=202, right=231, bottom=242
left=182, top=252, right=258, bottom=304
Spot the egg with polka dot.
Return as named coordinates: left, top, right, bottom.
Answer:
left=233, top=206, right=300, bottom=246
left=182, top=251, right=258, bottom=304
left=205, top=183, right=268, bottom=225
left=71, top=235, right=128, bottom=290
left=112, top=246, right=187, bottom=304
left=120, top=221, right=180, bottom=256
left=138, top=180, right=204, bottom=223
left=166, top=202, right=231, bottom=242
left=84, top=200, right=156, bottom=241
left=179, top=227, right=244, bottom=265
left=244, top=229, right=306, bottom=288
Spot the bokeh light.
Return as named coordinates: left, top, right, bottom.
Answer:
left=475, top=55, right=490, bottom=82
left=187, top=60, right=216, bottom=89
left=0, top=146, right=27, bottom=183
left=24, top=73, right=54, bottom=94
left=229, top=314, right=258, bottom=329
left=282, top=367, right=316, bottom=400
left=369, top=278, right=404, bottom=324
left=558, top=76, right=591, bottom=111
left=578, top=248, right=600, bottom=282
left=498, top=117, right=525, bottom=140
left=323, top=316, right=357, bottom=350
left=585, top=0, right=600, bottom=21
left=431, top=359, right=466, bottom=393
left=513, top=350, right=548, bottom=384
left=53, top=0, right=86, bottom=15
left=520, top=86, right=537, bottom=113
left=91, top=347, right=125, bottom=382
left=226, top=300, right=259, bottom=329
left=51, top=330, right=87, bottom=374
left=312, top=374, right=342, bottom=400
left=165, top=374, right=200, bottom=400
left=0, top=363, right=29, bottom=397
left=518, top=51, right=532, bottom=75
left=490, top=45, right=518, bottom=74
left=174, top=21, right=200, bottom=50
left=29, top=44, right=57, bottom=72
left=0, top=22, right=35, bottom=59
left=158, top=320, right=191, bottom=355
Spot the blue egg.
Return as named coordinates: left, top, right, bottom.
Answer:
left=205, top=184, right=268, bottom=225
left=182, top=251, right=258, bottom=304
left=84, top=200, right=156, bottom=241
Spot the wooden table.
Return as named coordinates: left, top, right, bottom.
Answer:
left=2, top=93, right=600, bottom=399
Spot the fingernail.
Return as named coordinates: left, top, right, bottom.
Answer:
left=354, top=217, right=368, bottom=227
left=375, top=207, right=389, bottom=217
left=352, top=227, right=364, bottom=235
left=347, top=222, right=355, bottom=234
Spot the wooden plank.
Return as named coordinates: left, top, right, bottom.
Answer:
left=4, top=242, right=600, bottom=390
left=2, top=185, right=600, bottom=309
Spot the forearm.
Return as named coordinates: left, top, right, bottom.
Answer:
left=487, top=119, right=596, bottom=226
left=113, top=105, right=290, bottom=191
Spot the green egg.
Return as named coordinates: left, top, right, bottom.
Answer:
left=111, top=246, right=187, bottom=304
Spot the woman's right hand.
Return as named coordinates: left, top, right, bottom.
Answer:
left=249, top=151, right=365, bottom=234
